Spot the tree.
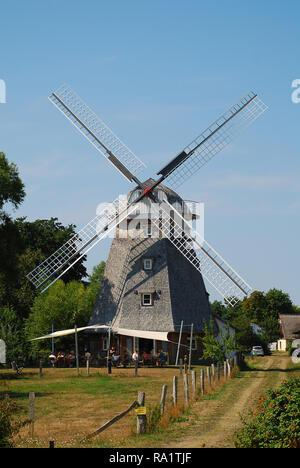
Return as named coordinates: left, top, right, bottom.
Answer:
left=0, top=306, right=25, bottom=362
left=231, top=314, right=264, bottom=352
left=25, top=262, right=105, bottom=355
left=265, top=288, right=294, bottom=320
left=25, top=280, right=91, bottom=354
left=0, top=217, right=88, bottom=320
left=210, top=300, right=227, bottom=319
left=0, top=153, right=87, bottom=320
left=242, top=290, right=267, bottom=323
left=0, top=152, right=25, bottom=213
left=259, top=316, right=280, bottom=343
left=201, top=319, right=237, bottom=363
left=292, top=304, right=300, bottom=315
left=84, top=261, right=106, bottom=310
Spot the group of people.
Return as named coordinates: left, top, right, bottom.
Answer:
left=48, top=347, right=167, bottom=368
left=48, top=350, right=92, bottom=368
left=107, top=347, right=167, bottom=368
left=142, top=349, right=166, bottom=366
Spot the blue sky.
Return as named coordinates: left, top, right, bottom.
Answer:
left=0, top=0, right=299, bottom=305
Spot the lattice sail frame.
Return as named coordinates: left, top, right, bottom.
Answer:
left=27, top=197, right=137, bottom=292
left=49, top=84, right=146, bottom=181
left=158, top=92, right=268, bottom=190
left=149, top=200, right=252, bottom=306
left=27, top=87, right=267, bottom=299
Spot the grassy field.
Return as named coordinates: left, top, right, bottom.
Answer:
left=1, top=354, right=299, bottom=448
left=0, top=364, right=203, bottom=448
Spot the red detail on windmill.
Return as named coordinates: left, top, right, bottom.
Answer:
left=143, top=186, right=153, bottom=197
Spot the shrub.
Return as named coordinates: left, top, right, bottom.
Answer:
left=235, top=377, right=300, bottom=448
left=146, top=404, right=162, bottom=433
left=0, top=398, right=18, bottom=448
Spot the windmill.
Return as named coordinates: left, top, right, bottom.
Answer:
left=27, top=85, right=267, bottom=361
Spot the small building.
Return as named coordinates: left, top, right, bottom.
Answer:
left=277, top=314, right=300, bottom=351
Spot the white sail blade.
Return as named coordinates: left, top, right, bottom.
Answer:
left=157, top=92, right=268, bottom=190
left=150, top=200, right=252, bottom=306
left=27, top=197, right=137, bottom=290
left=49, top=84, right=146, bottom=182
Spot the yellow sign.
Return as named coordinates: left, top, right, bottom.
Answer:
left=134, top=406, right=146, bottom=415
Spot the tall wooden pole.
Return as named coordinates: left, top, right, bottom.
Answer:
left=75, top=325, right=79, bottom=376
left=51, top=323, right=54, bottom=353
left=188, top=323, right=194, bottom=371
left=175, top=320, right=183, bottom=366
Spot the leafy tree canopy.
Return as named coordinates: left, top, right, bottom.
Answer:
left=0, top=152, right=25, bottom=212
left=25, top=264, right=105, bottom=355
left=201, top=318, right=237, bottom=363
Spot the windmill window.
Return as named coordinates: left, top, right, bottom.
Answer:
left=187, top=335, right=197, bottom=351
left=143, top=259, right=153, bottom=270
left=102, top=337, right=109, bottom=351
left=146, top=223, right=152, bottom=237
left=142, top=293, right=153, bottom=306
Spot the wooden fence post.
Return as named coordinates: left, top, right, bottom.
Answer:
left=179, top=358, right=183, bottom=376
left=211, top=364, right=215, bottom=385
left=161, top=385, right=167, bottom=415
left=39, top=361, right=43, bottom=378
left=173, top=376, right=178, bottom=406
left=191, top=371, right=196, bottom=398
left=224, top=361, right=227, bottom=379
left=227, top=359, right=231, bottom=377
left=183, top=374, right=189, bottom=406
left=29, top=392, right=35, bottom=438
left=200, top=369, right=205, bottom=395
left=136, top=391, right=146, bottom=434
left=207, top=367, right=211, bottom=387
left=217, top=363, right=221, bottom=382
left=234, top=354, right=238, bottom=368
left=184, top=355, right=188, bottom=374
left=86, top=358, right=90, bottom=376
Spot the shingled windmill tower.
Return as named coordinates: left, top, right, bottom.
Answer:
left=27, top=85, right=268, bottom=362
left=88, top=180, right=211, bottom=361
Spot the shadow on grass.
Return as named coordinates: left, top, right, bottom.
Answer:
left=0, top=390, right=51, bottom=400
left=0, top=371, right=39, bottom=381
left=247, top=367, right=298, bottom=373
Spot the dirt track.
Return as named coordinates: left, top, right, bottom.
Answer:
left=161, top=354, right=292, bottom=448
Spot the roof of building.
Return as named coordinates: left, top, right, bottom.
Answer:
left=279, top=314, right=300, bottom=340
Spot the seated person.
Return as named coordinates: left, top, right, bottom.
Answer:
left=157, top=349, right=166, bottom=366
left=112, top=352, right=120, bottom=367
left=121, top=353, right=129, bottom=368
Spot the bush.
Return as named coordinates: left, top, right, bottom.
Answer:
left=0, top=398, right=18, bottom=448
left=235, top=377, right=300, bottom=448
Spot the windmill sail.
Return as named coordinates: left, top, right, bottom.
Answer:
left=49, top=84, right=146, bottom=183
left=27, top=197, right=137, bottom=291
left=157, top=92, right=268, bottom=190
left=150, top=200, right=252, bottom=306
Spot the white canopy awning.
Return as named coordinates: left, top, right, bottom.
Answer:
left=30, top=325, right=109, bottom=341
left=114, top=327, right=171, bottom=342
left=30, top=325, right=173, bottom=343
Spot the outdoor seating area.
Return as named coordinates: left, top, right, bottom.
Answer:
left=44, top=348, right=169, bottom=370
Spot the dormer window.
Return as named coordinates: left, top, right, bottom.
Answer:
left=143, top=258, right=153, bottom=270
left=142, top=293, right=153, bottom=306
